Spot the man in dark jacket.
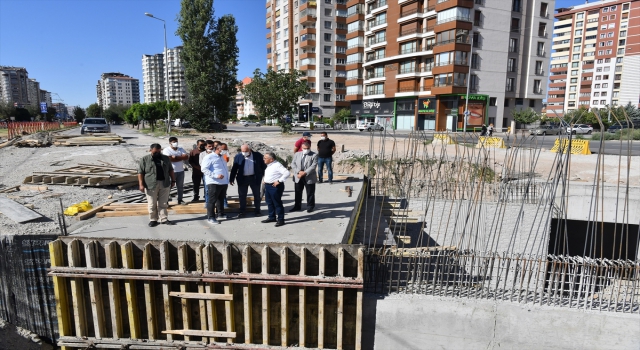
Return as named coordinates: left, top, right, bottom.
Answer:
left=188, top=139, right=206, bottom=202
left=137, top=143, right=176, bottom=227
left=230, top=144, right=267, bottom=217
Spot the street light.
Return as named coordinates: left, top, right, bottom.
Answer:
left=145, top=12, right=172, bottom=133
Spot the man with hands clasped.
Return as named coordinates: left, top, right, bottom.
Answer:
left=290, top=141, right=318, bottom=213
left=162, top=136, right=189, bottom=204
left=137, top=143, right=176, bottom=227
left=202, top=144, right=230, bottom=225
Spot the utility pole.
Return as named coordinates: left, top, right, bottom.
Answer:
left=463, top=36, right=474, bottom=133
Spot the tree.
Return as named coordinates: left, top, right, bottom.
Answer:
left=176, top=0, right=239, bottom=131
left=45, top=107, right=57, bottom=122
left=242, top=68, right=310, bottom=133
left=86, top=103, right=102, bottom=117
left=124, top=103, right=143, bottom=127
left=73, top=106, right=86, bottom=123
left=511, top=108, right=540, bottom=126
left=331, top=108, right=351, bottom=126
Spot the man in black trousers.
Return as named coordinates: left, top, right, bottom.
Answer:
left=290, top=141, right=318, bottom=213
left=230, top=144, right=266, bottom=217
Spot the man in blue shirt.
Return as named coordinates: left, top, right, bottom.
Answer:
left=201, top=144, right=229, bottom=225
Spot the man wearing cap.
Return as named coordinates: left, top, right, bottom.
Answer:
left=137, top=143, right=176, bottom=227
left=293, top=131, right=312, bottom=153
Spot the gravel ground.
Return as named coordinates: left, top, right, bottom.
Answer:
left=0, top=318, right=53, bottom=350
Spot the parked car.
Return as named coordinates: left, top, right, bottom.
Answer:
left=607, top=121, right=636, bottom=133
left=358, top=122, right=384, bottom=132
left=313, top=122, right=333, bottom=129
left=209, top=121, right=227, bottom=132
left=242, top=121, right=261, bottom=127
left=529, top=125, right=564, bottom=136
left=300, top=122, right=311, bottom=128
left=80, top=118, right=110, bottom=134
left=566, top=124, right=593, bottom=135
left=291, top=120, right=301, bottom=127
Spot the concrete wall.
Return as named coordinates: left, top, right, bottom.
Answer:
left=561, top=183, right=640, bottom=224
left=363, top=294, right=640, bottom=350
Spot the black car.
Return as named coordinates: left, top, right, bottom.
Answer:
left=608, top=121, right=636, bottom=133
left=209, top=121, right=227, bottom=132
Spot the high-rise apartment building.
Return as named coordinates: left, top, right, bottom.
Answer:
left=40, top=90, right=52, bottom=105
left=342, top=0, right=553, bottom=131
left=96, top=72, right=140, bottom=109
left=236, top=77, right=260, bottom=118
left=142, top=46, right=188, bottom=105
left=266, top=0, right=350, bottom=120
left=0, top=66, right=30, bottom=107
left=548, top=0, right=640, bottom=117
left=27, top=79, right=41, bottom=106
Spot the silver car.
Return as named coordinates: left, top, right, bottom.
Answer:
left=81, top=118, right=110, bottom=134
left=529, top=125, right=564, bottom=136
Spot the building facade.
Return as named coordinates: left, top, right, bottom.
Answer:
left=0, top=66, right=30, bottom=107
left=96, top=72, right=140, bottom=109
left=27, top=79, right=41, bottom=106
left=40, top=90, right=52, bottom=105
left=266, top=0, right=351, bottom=121
left=548, top=0, right=640, bottom=116
left=142, top=53, right=165, bottom=103
left=165, top=46, right=188, bottom=104
left=235, top=77, right=260, bottom=118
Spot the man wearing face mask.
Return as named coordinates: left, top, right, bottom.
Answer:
left=230, top=144, right=266, bottom=217
left=137, top=143, right=176, bottom=227
left=290, top=141, right=318, bottom=213
left=199, top=140, right=216, bottom=208
left=188, top=139, right=206, bottom=202
left=293, top=131, right=312, bottom=153
left=219, top=143, right=231, bottom=208
left=316, top=131, right=336, bottom=184
left=201, top=144, right=230, bottom=225
left=262, top=151, right=290, bottom=227
left=163, top=137, right=189, bottom=204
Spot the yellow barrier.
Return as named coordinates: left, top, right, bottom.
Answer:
left=550, top=139, right=592, bottom=155
left=433, top=133, right=457, bottom=144
left=476, top=137, right=506, bottom=149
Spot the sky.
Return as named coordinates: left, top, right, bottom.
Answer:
left=0, top=0, right=267, bottom=108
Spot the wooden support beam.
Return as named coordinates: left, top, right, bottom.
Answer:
left=195, top=245, right=209, bottom=344
left=223, top=245, right=236, bottom=344
left=84, top=241, right=106, bottom=339
left=143, top=243, right=157, bottom=340
left=261, top=245, right=270, bottom=345
left=299, top=247, right=306, bottom=348
left=242, top=246, right=253, bottom=344
left=318, top=247, right=326, bottom=349
left=121, top=241, right=141, bottom=339
left=159, top=241, right=173, bottom=341
left=169, top=292, right=233, bottom=301
left=337, top=248, right=345, bottom=350
left=355, top=248, right=364, bottom=350
left=203, top=244, right=218, bottom=343
left=68, top=239, right=87, bottom=337
left=49, top=240, right=71, bottom=350
left=178, top=243, right=191, bottom=341
left=105, top=242, right=123, bottom=339
left=162, top=329, right=236, bottom=338
left=280, top=247, right=288, bottom=347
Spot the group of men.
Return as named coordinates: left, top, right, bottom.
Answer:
left=136, top=131, right=336, bottom=228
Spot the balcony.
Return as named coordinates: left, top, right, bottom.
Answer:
left=346, top=75, right=363, bottom=81
left=366, top=18, right=387, bottom=30
left=366, top=0, right=388, bottom=15
left=399, top=47, right=418, bottom=54
left=366, top=36, right=386, bottom=47
left=365, top=54, right=385, bottom=62
left=435, top=0, right=474, bottom=12
left=364, top=90, right=384, bottom=96
left=397, top=86, right=417, bottom=93
left=436, top=15, right=471, bottom=25
left=366, top=71, right=385, bottom=79
left=399, top=28, right=419, bottom=37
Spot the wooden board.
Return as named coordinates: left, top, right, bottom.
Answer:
left=0, top=196, right=43, bottom=223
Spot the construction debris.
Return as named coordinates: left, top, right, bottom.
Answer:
left=53, top=133, right=125, bottom=146
left=14, top=133, right=53, bottom=147
left=0, top=196, right=43, bottom=223
left=23, top=163, right=138, bottom=187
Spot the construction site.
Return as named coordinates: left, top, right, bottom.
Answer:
left=0, top=122, right=638, bottom=349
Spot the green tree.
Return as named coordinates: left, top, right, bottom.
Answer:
left=73, top=106, right=86, bottom=123
left=332, top=108, right=351, bottom=125
left=86, top=103, right=102, bottom=117
left=45, top=107, right=57, bottom=122
left=124, top=103, right=143, bottom=128
left=511, top=108, right=540, bottom=126
left=176, top=0, right=239, bottom=131
left=242, top=68, right=310, bottom=133
left=104, top=105, right=129, bottom=124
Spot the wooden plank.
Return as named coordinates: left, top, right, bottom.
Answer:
left=121, top=241, right=141, bottom=339
left=337, top=248, right=345, bottom=350
left=142, top=243, right=157, bottom=340
left=178, top=244, right=191, bottom=341
left=169, top=291, right=234, bottom=301
left=242, top=246, right=252, bottom=344
left=355, top=248, right=364, bottom=350
left=195, top=245, right=209, bottom=344
left=318, top=247, right=326, bottom=349
left=0, top=196, right=42, bottom=223
left=202, top=244, right=218, bottom=343
left=76, top=200, right=115, bottom=220
left=49, top=240, right=71, bottom=350
left=105, top=242, right=123, bottom=339
left=84, top=241, right=106, bottom=339
left=299, top=247, right=306, bottom=348
left=223, top=245, right=236, bottom=344
left=20, top=185, right=49, bottom=191
left=280, top=247, right=288, bottom=347
left=261, top=245, right=270, bottom=345
left=162, top=329, right=236, bottom=338
left=159, top=241, right=173, bottom=341
left=68, top=239, right=87, bottom=337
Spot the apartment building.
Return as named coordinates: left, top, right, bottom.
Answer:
left=142, top=46, right=188, bottom=105
left=548, top=0, right=640, bottom=117
left=266, top=0, right=350, bottom=121
left=236, top=77, right=260, bottom=118
left=27, top=79, right=41, bottom=106
left=0, top=66, right=30, bottom=107
left=40, top=90, right=52, bottom=105
left=344, top=0, right=552, bottom=131
left=96, top=72, right=140, bottom=109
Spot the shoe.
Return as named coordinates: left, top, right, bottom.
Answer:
left=236, top=212, right=245, bottom=218
left=261, top=218, right=277, bottom=223
left=318, top=180, right=323, bottom=183
left=178, top=200, right=186, bottom=205
left=160, top=220, right=175, bottom=225
left=254, top=211, right=262, bottom=217
left=148, top=221, right=158, bottom=227
left=307, top=207, right=314, bottom=213
left=289, top=207, right=301, bottom=213
left=207, top=218, right=220, bottom=225
left=275, top=221, right=285, bottom=227
left=190, top=198, right=200, bottom=203
left=217, top=214, right=227, bottom=220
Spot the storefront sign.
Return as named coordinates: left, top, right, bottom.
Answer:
left=418, top=98, right=436, bottom=114
left=459, top=95, right=488, bottom=126
left=351, top=98, right=394, bottom=116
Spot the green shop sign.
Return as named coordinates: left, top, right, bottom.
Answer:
left=418, top=98, right=436, bottom=114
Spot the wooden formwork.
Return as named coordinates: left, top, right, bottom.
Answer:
left=48, top=238, right=364, bottom=350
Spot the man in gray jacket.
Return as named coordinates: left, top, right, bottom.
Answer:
left=137, top=143, right=176, bottom=227
left=290, top=141, right=318, bottom=213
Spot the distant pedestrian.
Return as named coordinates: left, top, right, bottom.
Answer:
left=262, top=151, right=290, bottom=227
left=480, top=124, right=487, bottom=136
left=137, top=143, right=176, bottom=227
left=293, top=131, right=312, bottom=153
left=290, top=141, right=318, bottom=213
left=230, top=144, right=266, bottom=218
left=188, top=139, right=206, bottom=202
left=488, top=124, right=494, bottom=137
left=202, top=144, right=230, bottom=225
left=163, top=137, right=189, bottom=204
left=316, top=131, right=336, bottom=184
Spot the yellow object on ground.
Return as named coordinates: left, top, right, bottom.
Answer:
left=64, top=201, right=93, bottom=216
left=550, top=139, right=592, bottom=155
left=476, top=137, right=506, bottom=149
left=433, top=133, right=457, bottom=144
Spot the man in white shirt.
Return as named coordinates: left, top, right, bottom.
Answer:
left=261, top=151, right=290, bottom=227
left=163, top=137, right=189, bottom=204
left=202, top=144, right=230, bottom=225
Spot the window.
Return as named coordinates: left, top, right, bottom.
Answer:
left=489, top=97, right=497, bottom=106
left=515, top=98, right=524, bottom=105
left=529, top=100, right=536, bottom=108
left=577, top=12, right=584, bottom=19
left=570, top=85, right=576, bottom=91
left=474, top=10, right=482, bottom=26
left=537, top=42, right=545, bottom=56
left=324, top=8, right=332, bottom=16
left=324, top=58, right=331, bottom=65
left=570, top=78, right=577, bottom=83
left=324, top=82, right=332, bottom=90
left=400, top=41, right=417, bottom=54
left=365, top=83, right=384, bottom=95
left=324, top=33, right=332, bottom=41
left=538, top=23, right=547, bottom=37
left=324, top=45, right=332, bottom=53
left=512, top=0, right=521, bottom=12
left=574, top=37, right=582, bottom=44
left=336, top=58, right=346, bottom=65
left=540, top=2, right=548, bottom=17
left=572, top=62, right=579, bottom=67
left=506, top=77, right=515, bottom=91
left=323, top=94, right=331, bottom=102
left=324, top=70, right=331, bottom=77
left=535, top=61, right=543, bottom=75
left=504, top=98, right=510, bottom=107
left=471, top=53, right=479, bottom=69
left=276, top=31, right=281, bottom=39
left=620, top=30, right=627, bottom=37
left=575, top=29, right=583, bottom=36
left=576, top=21, right=583, bottom=27
left=399, top=60, right=416, bottom=74
left=507, top=58, right=516, bottom=72
left=469, top=74, right=478, bottom=91
left=284, top=39, right=289, bottom=48
left=602, top=83, right=608, bottom=88
left=509, top=38, right=518, bottom=53
left=324, top=21, right=332, bottom=29
left=336, top=46, right=346, bottom=54
left=569, top=93, right=576, bottom=99
left=473, top=32, right=480, bottom=47
left=511, top=18, right=520, bottom=31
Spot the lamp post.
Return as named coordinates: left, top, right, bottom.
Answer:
left=145, top=12, right=171, bottom=133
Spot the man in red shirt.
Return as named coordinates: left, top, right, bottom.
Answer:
left=294, top=131, right=312, bottom=153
